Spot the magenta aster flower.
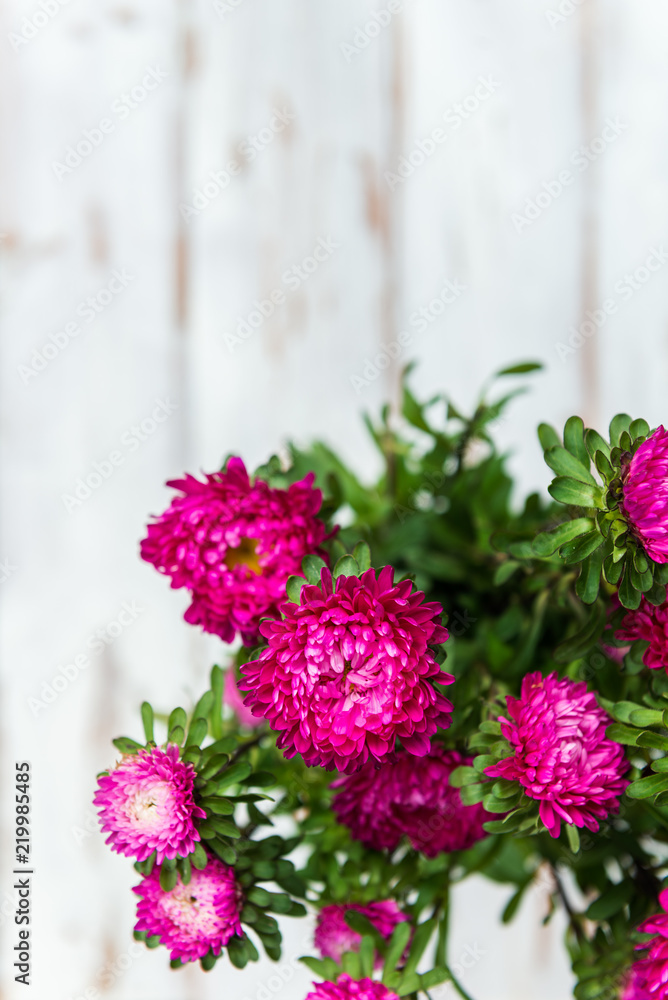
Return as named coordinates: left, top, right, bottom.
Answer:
left=624, top=889, right=668, bottom=999
left=305, top=975, right=399, bottom=1000
left=315, top=901, right=408, bottom=966
left=485, top=671, right=629, bottom=838
left=133, top=856, right=243, bottom=964
left=224, top=669, right=264, bottom=728
left=615, top=588, right=668, bottom=672
left=240, top=567, right=452, bottom=773
left=94, top=744, right=205, bottom=863
left=332, top=747, right=492, bottom=856
left=140, top=457, right=329, bottom=645
left=622, top=426, right=668, bottom=563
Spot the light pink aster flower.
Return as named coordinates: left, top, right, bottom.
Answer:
left=333, top=747, right=491, bottom=856
left=133, top=856, right=243, bottom=964
left=140, top=457, right=329, bottom=645
left=240, top=567, right=452, bottom=773
left=305, top=975, right=400, bottom=1000
left=624, top=889, right=668, bottom=999
left=94, top=744, right=205, bottom=863
left=615, top=588, right=668, bottom=672
left=485, top=671, right=629, bottom=838
left=224, top=669, right=264, bottom=728
left=622, top=426, right=668, bottom=563
left=315, top=901, right=408, bottom=966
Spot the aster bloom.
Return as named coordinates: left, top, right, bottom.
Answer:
left=315, top=901, right=408, bottom=966
left=622, top=426, right=668, bottom=564
left=224, top=669, right=264, bottom=728
left=240, top=566, right=452, bottom=773
left=615, top=588, right=668, bottom=672
left=305, top=975, right=400, bottom=1000
left=624, top=889, right=668, bottom=999
left=140, top=457, right=329, bottom=644
left=485, top=671, right=629, bottom=838
left=332, top=747, right=492, bottom=856
left=94, top=744, right=205, bottom=863
left=133, top=857, right=243, bottom=964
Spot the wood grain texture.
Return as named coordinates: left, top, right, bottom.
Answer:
left=2, top=1, right=668, bottom=996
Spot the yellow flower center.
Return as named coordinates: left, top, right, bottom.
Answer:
left=224, top=537, right=262, bottom=574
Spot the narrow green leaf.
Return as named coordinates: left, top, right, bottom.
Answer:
left=141, top=702, right=154, bottom=743
left=352, top=541, right=372, bottom=573
left=186, top=717, right=209, bottom=748
left=560, top=529, right=604, bottom=565
left=585, top=428, right=611, bottom=461
left=532, top=518, right=593, bottom=557
left=193, top=690, right=214, bottom=721
left=563, top=416, right=590, bottom=469
left=538, top=423, right=561, bottom=451
left=628, top=708, right=663, bottom=727
left=449, top=766, right=479, bottom=787
left=545, top=446, right=597, bottom=486
left=609, top=414, right=633, bottom=447
left=382, top=923, right=412, bottom=984
left=629, top=418, right=650, bottom=441
left=548, top=477, right=605, bottom=509
left=210, top=665, right=224, bottom=740
left=575, top=546, right=604, bottom=604
left=191, top=842, right=208, bottom=869
left=496, top=361, right=543, bottom=376
left=112, top=737, right=143, bottom=755
left=606, top=723, right=640, bottom=746
left=566, top=824, right=580, bottom=853
left=626, top=774, right=668, bottom=799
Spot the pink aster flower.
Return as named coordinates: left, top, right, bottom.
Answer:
left=305, top=975, right=399, bottom=1000
left=94, top=744, right=205, bottom=863
left=485, top=671, right=629, bottom=839
left=240, top=566, right=452, bottom=773
left=140, top=457, right=329, bottom=645
left=332, top=747, right=492, bottom=856
left=133, top=856, right=242, bottom=964
left=224, top=669, right=264, bottom=728
left=615, top=588, right=668, bottom=672
left=622, top=426, right=668, bottom=563
left=315, top=901, right=408, bottom=966
left=624, top=889, right=668, bottom=1000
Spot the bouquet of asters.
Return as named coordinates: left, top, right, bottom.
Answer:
left=94, top=361, right=668, bottom=1000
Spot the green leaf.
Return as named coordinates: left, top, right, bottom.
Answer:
left=544, top=446, right=597, bottom=486
left=192, top=690, right=214, bottom=721
left=630, top=418, right=650, bottom=440
left=352, top=541, right=372, bottom=573
left=401, top=919, right=437, bottom=975
left=553, top=601, right=606, bottom=662
left=636, top=731, right=668, bottom=751
left=606, top=723, right=640, bottom=746
left=160, top=866, right=178, bottom=892
left=418, top=968, right=450, bottom=990
left=286, top=575, right=306, bottom=604
left=191, top=842, right=208, bottom=869
left=227, top=936, right=250, bottom=969
left=566, top=824, right=580, bottom=853
left=563, top=416, right=590, bottom=469
left=619, top=562, right=642, bottom=610
left=494, top=560, right=521, bottom=584
left=302, top=554, right=327, bottom=585
left=628, top=708, right=663, bottom=727
left=502, top=885, right=527, bottom=923
left=141, top=702, right=154, bottom=743
left=449, top=766, right=479, bottom=787
left=548, top=477, right=605, bottom=509
left=538, top=423, right=561, bottom=451
left=585, top=428, right=611, bottom=461
left=210, top=665, right=224, bottom=740
left=112, top=737, right=143, bottom=755
left=382, top=923, right=412, bottom=984
left=609, top=414, right=633, bottom=447
left=341, top=950, right=362, bottom=979
left=496, top=361, right=543, bottom=376
left=247, top=887, right=271, bottom=907
left=359, top=936, right=375, bottom=979
left=217, top=761, right=253, bottom=788
left=459, top=783, right=486, bottom=805
left=575, top=546, right=605, bottom=604
left=168, top=725, right=185, bottom=746
left=532, top=518, right=593, bottom=557
left=560, top=529, right=604, bottom=565
left=585, top=881, right=634, bottom=920
left=300, top=957, right=341, bottom=980
left=168, top=707, right=187, bottom=733
left=626, top=773, right=668, bottom=799
left=186, top=717, right=209, bottom=748
left=333, top=555, right=360, bottom=579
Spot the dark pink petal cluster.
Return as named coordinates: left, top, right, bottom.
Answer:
left=332, top=746, right=492, bottom=856
left=133, top=856, right=243, bottom=964
left=315, top=901, right=408, bottom=966
left=485, top=671, right=629, bottom=838
left=140, top=457, right=329, bottom=645
left=624, top=889, right=668, bottom=999
left=305, top=975, right=399, bottom=1000
left=240, top=567, right=452, bottom=773
left=94, top=744, right=205, bottom=863
left=622, top=426, right=668, bottom=563
left=616, top=588, right=668, bottom=672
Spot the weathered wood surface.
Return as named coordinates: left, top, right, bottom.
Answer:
left=2, top=1, right=668, bottom=996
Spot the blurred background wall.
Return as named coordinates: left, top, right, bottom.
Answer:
left=2, top=1, right=668, bottom=997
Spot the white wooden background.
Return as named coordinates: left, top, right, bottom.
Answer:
left=2, top=1, right=668, bottom=997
